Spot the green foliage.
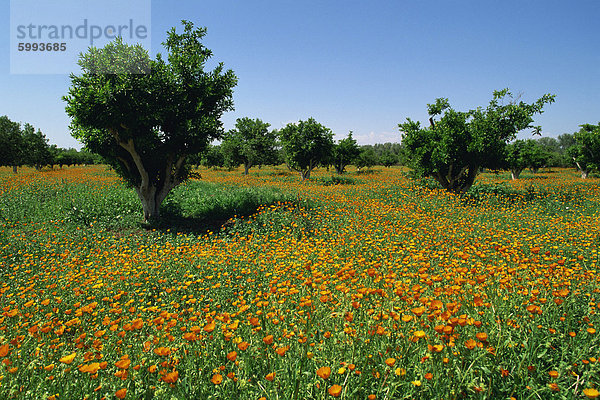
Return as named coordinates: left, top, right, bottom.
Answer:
left=278, top=118, right=334, bottom=180
left=0, top=115, right=25, bottom=169
left=64, top=21, right=237, bottom=220
left=331, top=132, right=360, bottom=174
left=221, top=118, right=278, bottom=175
left=379, top=151, right=398, bottom=167
left=355, top=147, right=378, bottom=170
left=195, top=145, right=225, bottom=169
left=569, top=123, right=600, bottom=178
left=505, top=139, right=550, bottom=179
left=399, top=89, right=555, bottom=193
left=162, top=180, right=296, bottom=223
left=0, top=116, right=54, bottom=172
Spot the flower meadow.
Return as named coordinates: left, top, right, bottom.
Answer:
left=1, top=165, right=600, bottom=400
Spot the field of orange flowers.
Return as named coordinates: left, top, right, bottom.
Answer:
left=1, top=165, right=600, bottom=400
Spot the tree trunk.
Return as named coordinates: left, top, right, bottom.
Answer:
left=243, top=163, right=250, bottom=176
left=511, top=168, right=522, bottom=180
left=581, top=170, right=589, bottom=179
left=300, top=169, right=311, bottom=180
left=12, top=165, right=17, bottom=174
left=436, top=164, right=478, bottom=193
left=136, top=185, right=160, bottom=221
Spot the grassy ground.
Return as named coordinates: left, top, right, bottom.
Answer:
left=1, top=165, right=600, bottom=399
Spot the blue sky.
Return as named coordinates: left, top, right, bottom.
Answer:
left=1, top=0, right=599, bottom=148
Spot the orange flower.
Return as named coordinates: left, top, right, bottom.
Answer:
left=78, top=363, right=100, bottom=374
left=0, top=344, right=9, bottom=357
left=59, top=352, right=77, bottom=364
left=203, top=322, right=215, bottom=333
left=411, top=307, right=425, bottom=317
left=237, top=341, right=250, bottom=351
left=211, top=374, right=223, bottom=385
left=328, top=384, right=342, bottom=397
left=465, top=339, right=477, bottom=350
left=227, top=351, right=237, bottom=362
left=115, top=359, right=131, bottom=369
left=183, top=332, right=197, bottom=342
left=475, top=332, right=488, bottom=342
left=154, top=347, right=171, bottom=357
left=413, top=330, right=426, bottom=340
left=275, top=346, right=288, bottom=356
left=583, top=388, right=600, bottom=399
left=385, top=358, right=396, bottom=367
left=549, top=370, right=559, bottom=378
left=265, top=372, right=275, bottom=381
left=263, top=335, right=274, bottom=345
left=317, top=366, right=331, bottom=379
left=115, top=388, right=127, bottom=399
left=162, top=370, right=179, bottom=383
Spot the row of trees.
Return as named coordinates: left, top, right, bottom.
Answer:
left=63, top=21, right=598, bottom=220
left=188, top=118, right=403, bottom=177
left=0, top=115, right=100, bottom=172
left=193, top=118, right=595, bottom=182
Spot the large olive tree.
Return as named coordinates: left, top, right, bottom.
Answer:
left=64, top=21, right=237, bottom=221
left=399, top=89, right=555, bottom=193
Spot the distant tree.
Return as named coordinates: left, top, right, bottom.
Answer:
left=569, top=123, right=600, bottom=179
left=0, top=116, right=24, bottom=173
left=331, top=132, right=360, bottom=174
left=278, top=118, right=334, bottom=180
left=355, top=146, right=378, bottom=171
left=64, top=21, right=237, bottom=221
left=221, top=118, right=278, bottom=175
left=557, top=133, right=576, bottom=153
left=379, top=151, right=398, bottom=167
left=536, top=137, right=562, bottom=167
left=198, top=145, right=225, bottom=169
left=399, top=89, right=555, bottom=193
left=22, top=123, right=52, bottom=170
left=528, top=141, right=551, bottom=173
left=505, top=139, right=549, bottom=179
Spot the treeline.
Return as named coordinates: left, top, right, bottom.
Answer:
left=186, top=118, right=405, bottom=179
left=188, top=116, right=598, bottom=180
left=2, top=112, right=597, bottom=181
left=0, top=115, right=101, bottom=173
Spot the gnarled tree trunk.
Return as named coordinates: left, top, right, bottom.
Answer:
left=434, top=163, right=479, bottom=193
left=112, top=131, right=186, bottom=222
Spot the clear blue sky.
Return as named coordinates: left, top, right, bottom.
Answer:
left=1, top=0, right=599, bottom=149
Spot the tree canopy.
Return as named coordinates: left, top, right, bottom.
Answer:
left=331, top=132, right=360, bottom=174
left=570, top=123, right=600, bottom=179
left=399, top=89, right=555, bottom=193
left=64, top=21, right=237, bottom=221
left=504, top=139, right=549, bottom=179
left=278, top=118, right=334, bottom=180
left=221, top=117, right=278, bottom=175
